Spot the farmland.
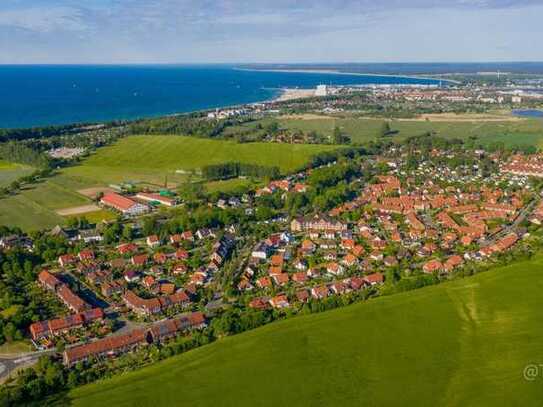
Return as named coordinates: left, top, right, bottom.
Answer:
left=64, top=135, right=339, bottom=186
left=64, top=256, right=543, bottom=407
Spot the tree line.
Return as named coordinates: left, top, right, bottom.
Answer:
left=201, top=162, right=280, bottom=181
left=0, top=142, right=51, bottom=168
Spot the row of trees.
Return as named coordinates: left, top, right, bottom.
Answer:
left=201, top=162, right=280, bottom=181
left=0, top=143, right=50, bottom=168
left=126, top=114, right=242, bottom=138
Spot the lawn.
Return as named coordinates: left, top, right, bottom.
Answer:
left=204, top=178, right=258, bottom=194
left=65, top=209, right=117, bottom=224
left=0, top=340, right=32, bottom=356
left=65, top=256, right=543, bottom=406
left=63, top=135, right=339, bottom=186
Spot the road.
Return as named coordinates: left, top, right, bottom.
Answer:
left=481, top=198, right=538, bottom=247
left=0, top=349, right=56, bottom=382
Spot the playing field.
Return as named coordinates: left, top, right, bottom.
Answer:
left=64, top=135, right=339, bottom=186
left=65, top=256, right=543, bottom=406
left=0, top=175, right=99, bottom=231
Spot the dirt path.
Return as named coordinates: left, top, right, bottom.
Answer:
left=77, top=187, right=115, bottom=199
left=56, top=204, right=101, bottom=216
left=397, top=113, right=523, bottom=122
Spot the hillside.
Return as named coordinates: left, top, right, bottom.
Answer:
left=64, top=257, right=543, bottom=406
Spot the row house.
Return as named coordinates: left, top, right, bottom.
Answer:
left=29, top=308, right=104, bottom=341
left=63, top=312, right=206, bottom=366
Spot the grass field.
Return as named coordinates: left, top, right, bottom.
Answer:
left=64, top=136, right=339, bottom=186
left=224, top=114, right=543, bottom=146
left=65, top=209, right=117, bottom=224
left=0, top=341, right=32, bottom=356
left=272, top=115, right=543, bottom=146
left=0, top=136, right=337, bottom=230
left=204, top=178, right=258, bottom=194
left=0, top=161, right=34, bottom=188
left=65, top=256, right=543, bottom=406
left=0, top=176, right=93, bottom=231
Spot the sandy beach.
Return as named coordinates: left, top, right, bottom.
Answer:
left=274, top=88, right=316, bottom=102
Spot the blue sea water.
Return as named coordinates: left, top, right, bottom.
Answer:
left=0, top=65, right=442, bottom=129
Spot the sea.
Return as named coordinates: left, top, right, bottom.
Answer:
left=0, top=65, right=443, bottom=129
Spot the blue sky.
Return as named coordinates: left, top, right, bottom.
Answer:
left=0, top=0, right=542, bottom=63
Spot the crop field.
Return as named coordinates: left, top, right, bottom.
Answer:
left=63, top=135, right=339, bottom=186
left=64, top=256, right=543, bottom=406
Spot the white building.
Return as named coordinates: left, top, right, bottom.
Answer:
left=315, top=85, right=328, bottom=97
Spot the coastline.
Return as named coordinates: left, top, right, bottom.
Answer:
left=0, top=66, right=461, bottom=130
left=269, top=88, right=316, bottom=102
left=235, top=67, right=460, bottom=84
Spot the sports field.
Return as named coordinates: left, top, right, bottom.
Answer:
left=0, top=175, right=99, bottom=231
left=64, top=135, right=339, bottom=186
left=65, top=256, right=543, bottom=406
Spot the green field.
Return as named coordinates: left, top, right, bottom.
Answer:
left=273, top=116, right=543, bottom=146
left=0, top=136, right=337, bottom=230
left=0, top=160, right=34, bottom=188
left=64, top=136, right=338, bottom=186
left=65, top=256, right=543, bottom=406
left=204, top=178, right=257, bottom=194
left=0, top=177, right=92, bottom=231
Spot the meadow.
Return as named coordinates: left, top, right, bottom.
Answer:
left=0, top=175, right=95, bottom=231
left=274, top=115, right=543, bottom=147
left=64, top=135, right=339, bottom=186
left=64, top=256, right=543, bottom=406
left=0, top=161, right=34, bottom=188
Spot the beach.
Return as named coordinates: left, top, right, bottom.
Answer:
left=274, top=88, right=316, bottom=102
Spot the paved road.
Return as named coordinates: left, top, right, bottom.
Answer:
left=482, top=198, right=538, bottom=247
left=0, top=350, right=56, bottom=381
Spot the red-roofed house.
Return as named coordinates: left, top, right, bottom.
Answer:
left=58, top=254, right=76, bottom=268
left=101, top=193, right=148, bottom=216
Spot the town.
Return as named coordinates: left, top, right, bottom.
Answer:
left=1, top=137, right=542, bottom=386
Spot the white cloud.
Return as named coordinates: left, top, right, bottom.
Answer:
left=0, top=6, right=87, bottom=33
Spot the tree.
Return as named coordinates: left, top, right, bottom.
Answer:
left=380, top=121, right=392, bottom=137
left=121, top=225, right=134, bottom=241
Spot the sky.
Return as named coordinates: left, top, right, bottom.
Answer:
left=0, top=0, right=542, bottom=64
